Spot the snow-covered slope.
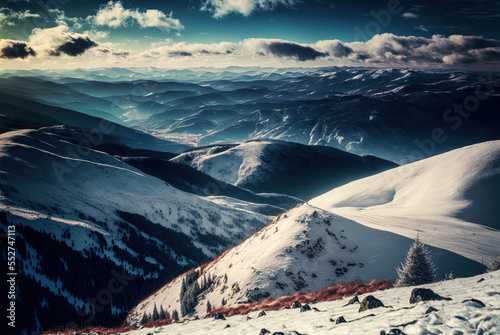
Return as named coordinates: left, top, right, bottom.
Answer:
left=311, top=140, right=500, bottom=264
left=171, top=140, right=397, bottom=199
left=0, top=127, right=273, bottom=333
left=123, top=271, right=500, bottom=335
left=126, top=204, right=482, bottom=325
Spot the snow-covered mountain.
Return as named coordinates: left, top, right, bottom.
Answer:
left=122, top=271, right=500, bottom=335
left=171, top=140, right=397, bottom=199
left=0, top=123, right=279, bottom=334
left=311, top=140, right=500, bottom=264
left=127, top=140, right=500, bottom=324
left=126, top=204, right=483, bottom=325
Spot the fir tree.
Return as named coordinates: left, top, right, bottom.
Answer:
left=152, top=303, right=160, bottom=321
left=140, top=312, right=149, bottom=325
left=165, top=310, right=170, bottom=320
left=395, top=237, right=437, bottom=287
left=159, top=305, right=167, bottom=320
left=206, top=300, right=212, bottom=314
left=172, top=309, right=179, bottom=321
left=487, top=256, right=500, bottom=272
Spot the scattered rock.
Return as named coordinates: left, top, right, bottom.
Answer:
left=455, top=316, right=467, bottom=321
left=347, top=296, right=360, bottom=305
left=409, top=288, right=451, bottom=304
left=462, top=298, right=486, bottom=308
left=330, top=318, right=335, bottom=322
left=359, top=295, right=384, bottom=312
left=258, top=311, right=267, bottom=318
left=477, top=278, right=485, bottom=283
left=312, top=307, right=320, bottom=312
left=300, top=304, right=311, bottom=312
left=291, top=301, right=301, bottom=309
left=259, top=329, right=271, bottom=335
left=272, top=333, right=285, bottom=335
left=246, top=316, right=252, bottom=320
left=380, top=329, right=407, bottom=335
left=336, top=316, right=347, bottom=324
left=212, top=313, right=226, bottom=320
left=425, top=307, right=438, bottom=314
left=224, top=324, right=231, bottom=328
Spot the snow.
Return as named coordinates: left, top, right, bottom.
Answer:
left=311, top=140, right=500, bottom=264
left=122, top=271, right=500, bottom=335
left=126, top=204, right=483, bottom=325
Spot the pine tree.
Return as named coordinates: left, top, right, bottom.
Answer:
left=159, top=305, right=167, bottom=320
left=165, top=310, right=170, bottom=320
left=152, top=303, right=160, bottom=321
left=395, top=237, right=437, bottom=287
left=140, top=312, right=149, bottom=325
left=172, top=309, right=179, bottom=321
left=487, top=256, right=500, bottom=272
left=206, top=300, right=212, bottom=314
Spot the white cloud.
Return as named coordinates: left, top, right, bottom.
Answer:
left=402, top=12, right=420, bottom=19
left=0, top=8, right=41, bottom=26
left=414, top=25, right=429, bottom=32
left=91, top=1, right=183, bottom=31
left=201, top=0, right=298, bottom=18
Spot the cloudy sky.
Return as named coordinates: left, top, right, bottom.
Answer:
left=1, top=0, right=500, bottom=69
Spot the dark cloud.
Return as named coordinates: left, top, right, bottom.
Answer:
left=264, top=41, right=327, bottom=61
left=50, top=36, right=97, bottom=57
left=0, top=40, right=36, bottom=59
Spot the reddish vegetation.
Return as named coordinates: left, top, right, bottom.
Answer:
left=41, top=324, right=132, bottom=335
left=208, top=279, right=393, bottom=317
left=143, top=318, right=174, bottom=327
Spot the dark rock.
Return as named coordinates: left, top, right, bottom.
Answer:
left=300, top=304, right=311, bottom=312
left=258, top=311, right=267, bottom=317
left=291, top=301, right=301, bottom=309
left=259, top=329, right=271, bottom=335
left=425, top=307, right=438, bottom=314
left=347, top=295, right=360, bottom=305
left=224, top=324, right=231, bottom=328
left=359, top=295, right=384, bottom=312
left=312, top=307, right=320, bottom=312
left=388, top=329, right=407, bottom=335
left=455, top=315, right=467, bottom=321
left=409, top=288, right=451, bottom=304
left=271, top=333, right=285, bottom=335
left=212, top=313, right=226, bottom=320
left=462, top=298, right=486, bottom=308
left=330, top=318, right=335, bottom=322
left=336, top=316, right=347, bottom=324
left=477, top=278, right=485, bottom=283
left=246, top=316, right=252, bottom=320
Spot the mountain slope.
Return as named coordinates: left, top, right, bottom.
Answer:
left=123, top=271, right=500, bottom=335
left=0, top=127, right=273, bottom=334
left=311, top=140, right=500, bottom=263
left=126, top=204, right=483, bottom=325
left=171, top=140, right=397, bottom=199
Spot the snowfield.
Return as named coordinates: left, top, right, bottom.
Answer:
left=311, top=140, right=500, bottom=264
left=123, top=271, right=500, bottom=335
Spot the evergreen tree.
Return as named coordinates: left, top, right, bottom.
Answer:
left=206, top=300, right=212, bottom=314
left=165, top=310, right=170, bottom=320
left=487, top=256, right=500, bottom=272
left=159, top=305, right=167, bottom=320
left=172, top=309, right=179, bottom=321
left=140, top=312, right=149, bottom=325
left=152, top=303, right=160, bottom=321
left=395, top=237, right=437, bottom=287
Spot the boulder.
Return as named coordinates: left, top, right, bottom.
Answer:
left=259, top=329, right=271, bottom=335
left=224, top=324, right=231, bottom=328
left=462, top=298, right=486, bottom=308
left=300, top=304, right=311, bottom=312
left=359, top=296, right=384, bottom=312
left=212, top=313, right=226, bottom=320
left=425, top=307, right=438, bottom=314
left=409, top=288, right=451, bottom=304
left=291, top=301, right=302, bottom=309
left=336, top=316, right=347, bottom=324
left=258, top=311, right=267, bottom=318
left=347, top=296, right=360, bottom=305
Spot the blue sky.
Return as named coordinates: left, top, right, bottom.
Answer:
left=1, top=0, right=500, bottom=69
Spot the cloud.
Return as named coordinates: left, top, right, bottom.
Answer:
left=0, top=40, right=36, bottom=59
left=243, top=38, right=327, bottom=61
left=200, top=0, right=298, bottom=18
left=402, top=12, right=419, bottom=19
left=0, top=8, right=41, bottom=26
left=414, top=25, right=429, bottom=32
left=140, top=41, right=236, bottom=58
left=91, top=1, right=183, bottom=31
left=29, top=25, right=98, bottom=57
